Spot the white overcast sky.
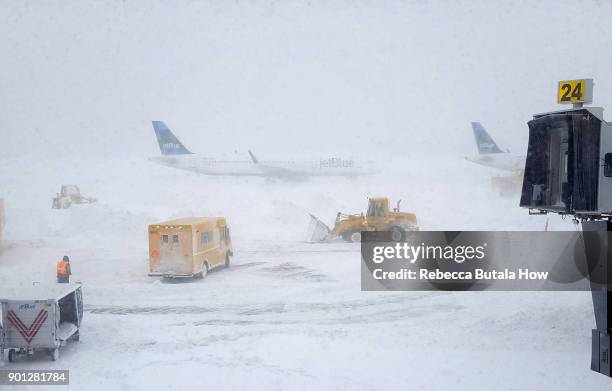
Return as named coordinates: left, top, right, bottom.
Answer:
left=2, top=0, right=612, bottom=160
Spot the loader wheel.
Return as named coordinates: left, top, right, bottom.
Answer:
left=350, top=232, right=362, bottom=243
left=389, top=226, right=406, bottom=242
left=341, top=232, right=353, bottom=242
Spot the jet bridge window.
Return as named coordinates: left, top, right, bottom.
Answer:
left=605, top=153, right=612, bottom=177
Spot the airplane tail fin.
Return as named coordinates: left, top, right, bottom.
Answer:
left=152, top=121, right=193, bottom=155
left=471, top=122, right=504, bottom=154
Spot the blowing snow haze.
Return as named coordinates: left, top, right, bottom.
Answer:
left=2, top=0, right=612, bottom=161
left=3, top=1, right=612, bottom=390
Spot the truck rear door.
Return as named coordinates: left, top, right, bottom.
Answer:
left=2, top=300, right=55, bottom=349
left=159, top=227, right=193, bottom=274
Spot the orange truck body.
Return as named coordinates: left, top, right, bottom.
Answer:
left=148, top=217, right=232, bottom=278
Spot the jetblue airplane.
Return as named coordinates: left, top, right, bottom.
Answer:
left=148, top=121, right=379, bottom=178
left=465, top=122, right=525, bottom=173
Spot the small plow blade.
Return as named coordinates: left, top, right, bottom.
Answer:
left=306, top=214, right=332, bottom=243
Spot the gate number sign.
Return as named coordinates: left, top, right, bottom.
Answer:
left=557, top=79, right=593, bottom=104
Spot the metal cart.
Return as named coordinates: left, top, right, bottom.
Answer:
left=0, top=283, right=83, bottom=362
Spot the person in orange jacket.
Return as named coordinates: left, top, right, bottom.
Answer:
left=56, top=256, right=72, bottom=283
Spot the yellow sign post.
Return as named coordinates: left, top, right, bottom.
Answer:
left=557, top=79, right=593, bottom=105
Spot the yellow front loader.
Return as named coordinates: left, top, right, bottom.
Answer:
left=307, top=197, right=419, bottom=243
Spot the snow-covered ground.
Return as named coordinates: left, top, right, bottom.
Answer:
left=0, top=155, right=608, bottom=390
left=3, top=0, right=612, bottom=389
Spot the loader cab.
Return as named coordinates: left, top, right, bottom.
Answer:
left=366, top=198, right=391, bottom=230
left=367, top=198, right=389, bottom=218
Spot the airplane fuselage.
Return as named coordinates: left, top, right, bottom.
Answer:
left=148, top=154, right=379, bottom=177
left=465, top=152, right=525, bottom=173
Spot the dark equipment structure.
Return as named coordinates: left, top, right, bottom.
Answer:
left=520, top=105, right=612, bottom=376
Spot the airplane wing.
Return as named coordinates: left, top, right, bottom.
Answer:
left=248, top=150, right=309, bottom=180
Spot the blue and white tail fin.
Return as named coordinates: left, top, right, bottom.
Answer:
left=152, top=121, right=193, bottom=155
left=471, top=122, right=504, bottom=154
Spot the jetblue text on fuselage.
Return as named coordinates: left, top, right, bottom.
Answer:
left=319, top=158, right=354, bottom=168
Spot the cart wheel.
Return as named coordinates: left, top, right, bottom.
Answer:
left=73, top=331, right=80, bottom=342
left=225, top=253, right=230, bottom=268
left=50, top=348, right=59, bottom=361
left=8, top=349, right=15, bottom=363
left=200, top=263, right=208, bottom=279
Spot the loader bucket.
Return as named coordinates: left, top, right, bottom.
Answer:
left=306, top=214, right=332, bottom=243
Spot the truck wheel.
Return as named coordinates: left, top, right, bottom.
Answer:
left=390, top=226, right=406, bottom=242
left=350, top=232, right=362, bottom=243
left=225, top=253, right=230, bottom=268
left=8, top=349, right=15, bottom=363
left=50, top=348, right=59, bottom=361
left=199, top=263, right=208, bottom=279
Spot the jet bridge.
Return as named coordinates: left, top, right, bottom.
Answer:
left=520, top=79, right=612, bottom=376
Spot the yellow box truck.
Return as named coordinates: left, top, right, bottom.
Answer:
left=148, top=217, right=233, bottom=279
